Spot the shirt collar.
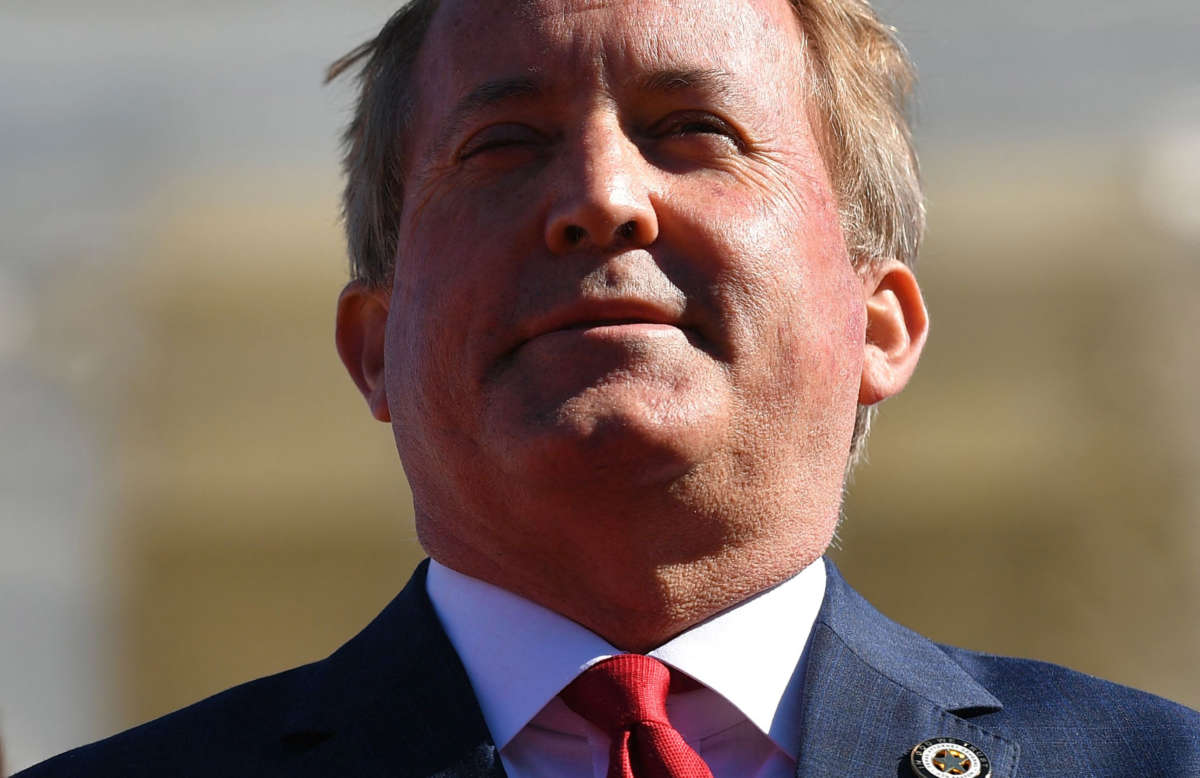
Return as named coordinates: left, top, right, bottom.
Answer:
left=649, top=559, right=825, bottom=755
left=425, top=557, right=826, bottom=758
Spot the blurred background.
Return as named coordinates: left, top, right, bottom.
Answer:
left=2, top=0, right=1198, bottom=771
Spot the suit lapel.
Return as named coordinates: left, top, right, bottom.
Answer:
left=281, top=560, right=507, bottom=777
left=794, top=561, right=1020, bottom=778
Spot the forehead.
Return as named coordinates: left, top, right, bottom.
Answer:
left=416, top=0, right=805, bottom=99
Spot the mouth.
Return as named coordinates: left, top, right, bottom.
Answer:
left=502, top=298, right=693, bottom=360
left=554, top=318, right=676, bottom=331
left=525, top=300, right=686, bottom=339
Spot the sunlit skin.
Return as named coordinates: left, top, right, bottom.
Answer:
left=337, top=0, right=927, bottom=651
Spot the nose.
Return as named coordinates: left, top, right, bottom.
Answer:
left=544, top=120, right=659, bottom=254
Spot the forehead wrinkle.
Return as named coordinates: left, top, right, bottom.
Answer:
left=419, top=0, right=801, bottom=156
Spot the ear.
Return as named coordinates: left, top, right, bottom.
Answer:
left=858, top=259, right=929, bottom=406
left=335, top=280, right=392, bottom=423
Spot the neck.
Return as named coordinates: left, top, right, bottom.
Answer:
left=411, top=445, right=845, bottom=650
left=417, top=495, right=835, bottom=651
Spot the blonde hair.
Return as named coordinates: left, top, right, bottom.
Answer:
left=787, top=0, right=925, bottom=468
left=327, top=0, right=924, bottom=467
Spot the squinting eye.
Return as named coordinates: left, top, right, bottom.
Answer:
left=458, top=123, right=545, bottom=160
left=655, top=112, right=743, bottom=151
left=672, top=120, right=727, bottom=136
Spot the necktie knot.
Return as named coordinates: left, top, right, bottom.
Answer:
left=560, top=655, right=714, bottom=778
left=561, top=654, right=673, bottom=732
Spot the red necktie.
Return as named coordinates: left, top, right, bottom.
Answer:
left=560, top=654, right=714, bottom=778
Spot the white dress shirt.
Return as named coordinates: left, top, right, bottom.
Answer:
left=426, top=558, right=826, bottom=778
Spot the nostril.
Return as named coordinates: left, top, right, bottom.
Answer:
left=564, top=225, right=587, bottom=244
left=616, top=221, right=637, bottom=240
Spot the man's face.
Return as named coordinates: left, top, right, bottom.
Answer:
left=386, top=0, right=866, bottom=539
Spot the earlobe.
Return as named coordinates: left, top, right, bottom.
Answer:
left=335, top=280, right=392, bottom=423
left=859, top=259, right=928, bottom=406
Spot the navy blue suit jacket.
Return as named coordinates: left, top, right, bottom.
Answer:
left=18, top=559, right=1200, bottom=777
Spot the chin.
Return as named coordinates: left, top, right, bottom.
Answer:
left=492, top=384, right=730, bottom=492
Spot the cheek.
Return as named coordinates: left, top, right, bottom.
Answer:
left=706, top=190, right=863, bottom=403
left=773, top=281, right=862, bottom=392
left=671, top=174, right=858, bottom=343
left=818, top=281, right=868, bottom=395
left=394, top=186, right=492, bottom=337
left=386, top=242, right=467, bottom=411
left=387, top=221, right=523, bottom=436
left=785, top=243, right=866, bottom=389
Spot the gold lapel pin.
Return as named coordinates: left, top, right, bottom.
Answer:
left=909, top=737, right=991, bottom=778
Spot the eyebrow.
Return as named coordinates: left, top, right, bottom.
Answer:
left=436, top=76, right=544, bottom=154
left=637, top=67, right=742, bottom=101
left=454, top=77, right=542, bottom=120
